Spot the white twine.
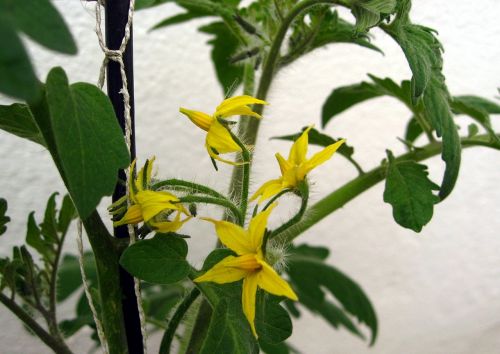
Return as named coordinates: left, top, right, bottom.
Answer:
left=77, top=0, right=148, bottom=353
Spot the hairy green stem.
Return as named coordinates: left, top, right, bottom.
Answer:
left=184, top=298, right=212, bottom=354
left=262, top=189, right=293, bottom=211
left=270, top=182, right=309, bottom=238
left=159, top=288, right=201, bottom=354
left=178, top=195, right=243, bottom=225
left=151, top=179, right=227, bottom=200
left=275, top=135, right=499, bottom=243
left=81, top=211, right=128, bottom=354
left=0, top=293, right=73, bottom=354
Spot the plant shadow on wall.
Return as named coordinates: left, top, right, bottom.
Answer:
left=0, top=0, right=500, bottom=353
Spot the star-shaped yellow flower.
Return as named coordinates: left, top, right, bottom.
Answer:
left=109, top=157, right=191, bottom=233
left=194, top=204, right=298, bottom=337
left=180, top=95, right=267, bottom=165
left=251, top=126, right=345, bottom=203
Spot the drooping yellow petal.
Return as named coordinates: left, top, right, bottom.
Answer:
left=149, top=212, right=192, bottom=233
left=257, top=260, right=298, bottom=301
left=215, top=95, right=267, bottom=119
left=206, top=119, right=242, bottom=154
left=248, top=203, right=277, bottom=254
left=275, top=153, right=292, bottom=176
left=287, top=126, right=313, bottom=165
left=114, top=204, right=143, bottom=226
left=242, top=272, right=259, bottom=338
left=205, top=142, right=245, bottom=166
left=250, top=178, right=284, bottom=204
left=179, top=108, right=213, bottom=131
left=193, top=255, right=250, bottom=284
left=135, top=190, right=181, bottom=222
left=201, top=218, right=253, bottom=255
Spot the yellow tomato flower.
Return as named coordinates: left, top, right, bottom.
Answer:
left=251, top=126, right=345, bottom=203
left=179, top=95, right=267, bottom=165
left=110, top=158, right=191, bottom=232
left=194, top=204, right=298, bottom=337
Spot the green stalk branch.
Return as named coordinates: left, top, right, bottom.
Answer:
left=151, top=179, right=227, bottom=200
left=270, top=182, right=309, bottom=238
left=178, top=195, right=243, bottom=225
left=81, top=211, right=128, bottom=354
left=262, top=189, right=293, bottom=211
left=0, top=293, right=73, bottom=354
left=159, top=288, right=201, bottom=354
left=274, top=135, right=500, bottom=243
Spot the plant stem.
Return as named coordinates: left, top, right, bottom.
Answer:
left=159, top=288, right=201, bottom=354
left=0, top=293, right=73, bottom=354
left=274, top=135, right=499, bottom=243
left=178, top=195, right=243, bottom=225
left=81, top=211, right=128, bottom=354
left=270, top=182, right=309, bottom=239
left=152, top=179, right=228, bottom=200
left=262, top=189, right=293, bottom=211
left=184, top=298, right=212, bottom=354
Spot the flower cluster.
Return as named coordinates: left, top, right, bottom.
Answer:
left=111, top=96, right=344, bottom=337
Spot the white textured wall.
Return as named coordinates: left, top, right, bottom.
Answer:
left=1, top=1, right=499, bottom=353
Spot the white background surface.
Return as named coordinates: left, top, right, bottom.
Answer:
left=1, top=1, right=499, bottom=353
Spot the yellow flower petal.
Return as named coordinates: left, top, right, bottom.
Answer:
left=248, top=204, right=276, bottom=254
left=206, top=143, right=245, bottom=166
left=242, top=272, right=259, bottom=338
left=257, top=260, right=298, bottom=301
left=179, top=108, right=213, bottom=131
left=114, top=204, right=143, bottom=227
left=193, top=255, right=250, bottom=284
left=299, top=139, right=345, bottom=179
left=215, top=95, right=267, bottom=118
left=275, top=153, right=292, bottom=176
left=135, top=190, right=181, bottom=222
left=250, top=178, right=284, bottom=204
left=223, top=254, right=261, bottom=271
left=149, top=213, right=192, bottom=233
left=288, top=126, right=313, bottom=165
left=206, top=119, right=241, bottom=154
left=201, top=218, right=253, bottom=255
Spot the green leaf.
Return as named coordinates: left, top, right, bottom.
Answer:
left=40, top=192, right=59, bottom=242
left=58, top=194, right=76, bottom=235
left=0, top=104, right=45, bottom=146
left=26, top=211, right=48, bottom=258
left=451, top=96, right=500, bottom=144
left=0, top=0, right=77, bottom=54
left=199, top=300, right=259, bottom=354
left=322, top=81, right=381, bottom=126
left=322, top=75, right=412, bottom=127
left=29, top=67, right=130, bottom=218
left=120, top=234, right=190, bottom=284
left=0, top=198, right=10, bottom=236
left=383, top=151, right=440, bottom=232
left=272, top=127, right=363, bottom=174
left=199, top=22, right=243, bottom=94
left=287, top=244, right=378, bottom=345
left=256, top=294, right=292, bottom=344
left=0, top=21, right=39, bottom=100
left=404, top=116, right=423, bottom=144
left=351, top=0, right=397, bottom=32
left=467, top=123, right=479, bottom=138
left=386, top=15, right=461, bottom=199
left=454, top=95, right=500, bottom=114
left=57, top=252, right=97, bottom=302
